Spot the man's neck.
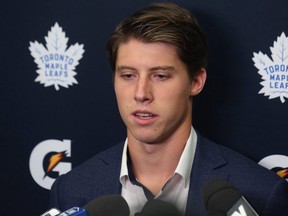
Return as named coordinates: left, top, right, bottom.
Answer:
left=127, top=126, right=191, bottom=195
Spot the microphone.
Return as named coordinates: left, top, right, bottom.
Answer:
left=135, top=199, right=181, bottom=216
left=40, top=208, right=60, bottom=216
left=56, top=207, right=87, bottom=216
left=203, top=178, right=259, bottom=216
left=83, top=194, right=129, bottom=216
left=44, top=194, right=129, bottom=216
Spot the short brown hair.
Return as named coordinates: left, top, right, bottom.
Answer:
left=107, top=2, right=208, bottom=79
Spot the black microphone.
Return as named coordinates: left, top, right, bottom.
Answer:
left=135, top=199, right=181, bottom=216
left=203, top=178, right=259, bottom=216
left=42, top=194, right=130, bottom=216
left=84, top=194, right=130, bottom=216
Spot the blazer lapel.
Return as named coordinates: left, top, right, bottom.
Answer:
left=93, top=142, right=124, bottom=196
left=185, top=133, right=229, bottom=216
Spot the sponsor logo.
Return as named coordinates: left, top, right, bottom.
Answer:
left=253, top=32, right=288, bottom=103
left=29, top=22, right=84, bottom=90
left=258, top=154, right=288, bottom=180
left=29, top=139, right=72, bottom=189
left=230, top=205, right=246, bottom=216
left=58, top=207, right=85, bottom=216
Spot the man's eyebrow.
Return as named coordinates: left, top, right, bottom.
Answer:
left=115, top=65, right=176, bottom=72
left=149, top=66, right=176, bottom=72
left=116, top=65, right=136, bottom=71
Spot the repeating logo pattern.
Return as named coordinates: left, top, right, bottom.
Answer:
left=29, top=22, right=85, bottom=90
left=253, top=32, right=288, bottom=103
left=259, top=154, right=288, bottom=181
left=29, top=139, right=72, bottom=190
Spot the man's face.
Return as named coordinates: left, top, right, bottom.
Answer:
left=114, top=39, right=205, bottom=145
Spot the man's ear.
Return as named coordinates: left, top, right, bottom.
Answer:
left=190, top=68, right=207, bottom=96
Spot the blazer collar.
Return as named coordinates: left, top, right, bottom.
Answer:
left=186, top=132, right=229, bottom=216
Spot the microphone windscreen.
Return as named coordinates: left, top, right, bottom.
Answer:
left=203, top=178, right=241, bottom=212
left=83, top=194, right=129, bottom=216
left=206, top=210, right=226, bottom=216
left=135, top=199, right=181, bottom=216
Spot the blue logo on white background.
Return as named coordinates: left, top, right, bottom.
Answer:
left=29, top=22, right=85, bottom=90
left=253, top=32, right=288, bottom=103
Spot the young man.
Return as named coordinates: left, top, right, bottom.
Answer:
left=50, top=2, right=288, bottom=216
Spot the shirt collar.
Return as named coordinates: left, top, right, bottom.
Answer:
left=120, top=138, right=129, bottom=186
left=119, top=126, right=197, bottom=187
left=175, top=127, right=197, bottom=187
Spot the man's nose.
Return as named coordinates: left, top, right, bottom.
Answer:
left=134, top=76, right=153, bottom=105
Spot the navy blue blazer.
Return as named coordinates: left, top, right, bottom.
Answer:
left=50, top=133, right=288, bottom=215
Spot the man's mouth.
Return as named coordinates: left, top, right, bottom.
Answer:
left=134, top=112, right=154, bottom=119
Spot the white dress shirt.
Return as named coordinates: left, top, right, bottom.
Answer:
left=119, top=127, right=197, bottom=216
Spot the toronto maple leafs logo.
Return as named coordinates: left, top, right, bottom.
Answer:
left=29, top=22, right=84, bottom=90
left=253, top=32, right=288, bottom=103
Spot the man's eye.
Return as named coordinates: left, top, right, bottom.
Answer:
left=121, top=73, right=135, bottom=79
left=154, top=74, right=169, bottom=80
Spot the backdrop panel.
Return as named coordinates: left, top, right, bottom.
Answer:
left=1, top=0, right=288, bottom=215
